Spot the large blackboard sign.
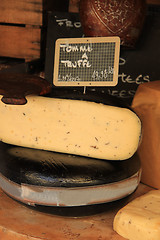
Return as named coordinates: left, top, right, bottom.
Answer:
left=45, top=6, right=160, bottom=105
left=45, top=11, right=83, bottom=83
left=53, top=37, right=120, bottom=86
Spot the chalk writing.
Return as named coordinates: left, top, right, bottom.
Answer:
left=92, top=67, right=114, bottom=80
left=118, top=73, right=150, bottom=84
left=60, top=44, right=92, bottom=68
left=56, top=19, right=81, bottom=28
left=107, top=89, right=136, bottom=98
left=60, top=44, right=93, bottom=53
left=58, top=73, right=81, bottom=81
left=119, top=57, right=126, bottom=65
left=61, top=59, right=91, bottom=68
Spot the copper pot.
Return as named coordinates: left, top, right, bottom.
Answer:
left=79, top=0, right=147, bottom=47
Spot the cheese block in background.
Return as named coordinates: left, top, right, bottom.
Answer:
left=113, top=190, right=160, bottom=240
left=132, top=80, right=160, bottom=188
left=0, top=90, right=141, bottom=161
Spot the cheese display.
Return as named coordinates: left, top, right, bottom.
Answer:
left=0, top=141, right=141, bottom=206
left=113, top=190, right=160, bottom=240
left=0, top=73, right=142, bottom=207
left=132, top=80, right=160, bottom=188
left=0, top=93, right=141, bottom=160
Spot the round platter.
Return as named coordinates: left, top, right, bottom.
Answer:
left=0, top=141, right=141, bottom=207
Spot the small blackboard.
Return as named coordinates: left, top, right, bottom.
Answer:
left=53, top=37, right=120, bottom=86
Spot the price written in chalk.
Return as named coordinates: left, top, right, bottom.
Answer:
left=53, top=37, right=120, bottom=87
left=92, top=67, right=114, bottom=81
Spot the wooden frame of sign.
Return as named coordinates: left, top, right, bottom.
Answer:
left=53, top=37, right=120, bottom=87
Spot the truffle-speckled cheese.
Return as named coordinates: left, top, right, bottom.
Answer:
left=113, top=190, right=160, bottom=240
left=0, top=95, right=141, bottom=160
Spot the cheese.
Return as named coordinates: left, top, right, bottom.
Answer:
left=113, top=190, right=160, bottom=240
left=0, top=95, right=141, bottom=160
left=132, top=80, right=160, bottom=188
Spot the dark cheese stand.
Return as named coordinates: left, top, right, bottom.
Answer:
left=0, top=141, right=141, bottom=207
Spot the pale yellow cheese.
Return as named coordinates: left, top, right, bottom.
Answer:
left=0, top=95, right=141, bottom=160
left=132, top=80, right=160, bottom=188
left=113, top=190, right=160, bottom=240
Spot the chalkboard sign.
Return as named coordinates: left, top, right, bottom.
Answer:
left=53, top=37, right=120, bottom=86
left=45, top=11, right=83, bottom=83
left=45, top=6, right=160, bottom=105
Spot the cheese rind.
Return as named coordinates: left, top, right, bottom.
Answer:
left=113, top=190, right=160, bottom=240
left=0, top=95, right=141, bottom=160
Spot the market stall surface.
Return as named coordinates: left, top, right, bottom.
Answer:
left=0, top=183, right=152, bottom=240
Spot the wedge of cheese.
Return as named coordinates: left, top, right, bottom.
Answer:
left=113, top=190, right=160, bottom=240
left=0, top=94, right=141, bottom=160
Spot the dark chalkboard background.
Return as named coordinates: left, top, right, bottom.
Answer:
left=45, top=11, right=83, bottom=83
left=45, top=6, right=160, bottom=105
